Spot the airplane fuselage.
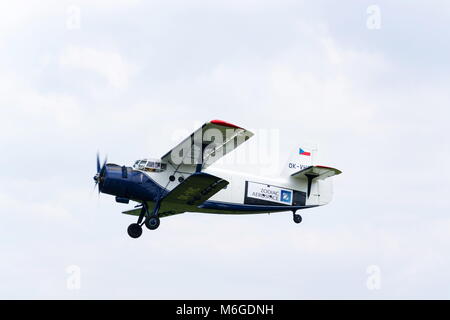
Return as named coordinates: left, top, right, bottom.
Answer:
left=100, top=163, right=334, bottom=216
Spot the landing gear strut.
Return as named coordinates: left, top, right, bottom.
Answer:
left=127, top=202, right=161, bottom=238
left=293, top=211, right=302, bottom=224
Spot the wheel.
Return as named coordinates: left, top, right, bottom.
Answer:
left=293, top=213, right=302, bottom=224
left=127, top=223, right=143, bottom=238
left=145, top=216, right=160, bottom=230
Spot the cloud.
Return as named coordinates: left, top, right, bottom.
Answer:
left=59, top=45, right=137, bottom=89
left=0, top=0, right=449, bottom=299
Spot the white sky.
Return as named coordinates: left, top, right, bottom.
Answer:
left=0, top=0, right=449, bottom=299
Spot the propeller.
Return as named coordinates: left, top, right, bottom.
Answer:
left=93, top=152, right=107, bottom=193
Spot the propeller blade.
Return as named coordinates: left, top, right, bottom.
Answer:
left=102, top=156, right=108, bottom=171
left=99, top=155, right=108, bottom=177
left=96, top=152, right=101, bottom=173
left=94, top=152, right=108, bottom=196
left=91, top=181, right=98, bottom=196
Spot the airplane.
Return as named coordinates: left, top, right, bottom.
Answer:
left=93, top=120, right=342, bottom=238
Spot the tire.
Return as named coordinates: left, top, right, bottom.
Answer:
left=127, top=223, right=143, bottom=238
left=145, top=216, right=160, bottom=230
left=293, top=214, right=302, bottom=224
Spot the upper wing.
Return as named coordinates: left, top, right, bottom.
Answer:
left=291, top=165, right=342, bottom=180
left=161, top=120, right=253, bottom=169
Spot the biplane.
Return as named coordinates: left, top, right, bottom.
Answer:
left=93, top=120, right=341, bottom=238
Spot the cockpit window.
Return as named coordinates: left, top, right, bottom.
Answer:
left=138, top=161, right=146, bottom=169
left=133, top=158, right=167, bottom=173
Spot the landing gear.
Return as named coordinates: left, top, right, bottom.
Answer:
left=126, top=201, right=161, bottom=238
left=293, top=212, right=302, bottom=224
left=145, top=216, right=160, bottom=230
left=127, top=223, right=143, bottom=238
left=144, top=200, right=161, bottom=231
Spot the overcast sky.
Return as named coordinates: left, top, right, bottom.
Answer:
left=1, top=0, right=449, bottom=299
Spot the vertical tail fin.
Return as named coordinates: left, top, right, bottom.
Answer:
left=281, top=146, right=317, bottom=176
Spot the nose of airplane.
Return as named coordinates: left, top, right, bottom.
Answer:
left=98, top=164, right=135, bottom=199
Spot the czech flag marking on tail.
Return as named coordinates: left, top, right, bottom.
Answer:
left=299, top=148, right=311, bottom=156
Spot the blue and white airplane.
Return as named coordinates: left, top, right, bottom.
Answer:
left=93, top=120, right=342, bottom=238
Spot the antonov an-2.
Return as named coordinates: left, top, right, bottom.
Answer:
left=93, top=120, right=342, bottom=238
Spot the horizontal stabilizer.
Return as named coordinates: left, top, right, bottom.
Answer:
left=291, top=165, right=341, bottom=198
left=291, top=165, right=342, bottom=180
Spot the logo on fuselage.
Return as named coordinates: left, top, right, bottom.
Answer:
left=246, top=181, right=293, bottom=206
left=280, top=190, right=292, bottom=204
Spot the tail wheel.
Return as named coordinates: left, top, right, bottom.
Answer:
left=293, top=213, right=302, bottom=224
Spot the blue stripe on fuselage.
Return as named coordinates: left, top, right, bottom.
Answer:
left=199, top=200, right=318, bottom=213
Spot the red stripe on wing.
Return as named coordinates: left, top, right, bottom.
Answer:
left=210, top=120, right=242, bottom=129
